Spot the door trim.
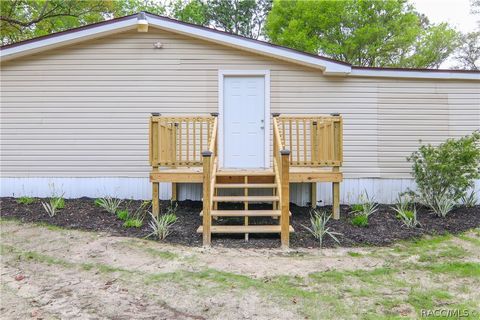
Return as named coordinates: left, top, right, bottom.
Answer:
left=218, top=70, right=270, bottom=168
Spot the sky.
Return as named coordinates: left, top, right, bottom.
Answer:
left=411, top=0, right=478, bottom=67
left=411, top=0, right=478, bottom=33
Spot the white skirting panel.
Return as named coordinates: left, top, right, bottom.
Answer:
left=2, top=177, right=479, bottom=205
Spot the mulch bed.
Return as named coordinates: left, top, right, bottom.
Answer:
left=1, top=197, right=479, bottom=248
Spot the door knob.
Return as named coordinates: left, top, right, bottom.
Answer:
left=260, top=126, right=265, bottom=129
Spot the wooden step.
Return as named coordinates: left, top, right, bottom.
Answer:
left=200, top=210, right=291, bottom=217
left=197, top=225, right=294, bottom=234
left=215, top=183, right=277, bottom=189
left=216, top=170, right=275, bottom=177
left=213, top=195, right=279, bottom=202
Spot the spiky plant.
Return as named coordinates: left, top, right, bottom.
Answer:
left=302, top=210, right=341, bottom=248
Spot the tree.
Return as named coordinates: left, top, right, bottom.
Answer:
left=454, top=31, right=480, bottom=70
left=0, top=0, right=166, bottom=45
left=171, top=0, right=272, bottom=39
left=265, top=0, right=459, bottom=68
left=0, top=0, right=115, bottom=45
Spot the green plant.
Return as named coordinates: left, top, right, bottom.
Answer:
left=408, top=131, right=480, bottom=216
left=302, top=210, right=341, bottom=248
left=461, top=190, right=478, bottom=207
left=123, top=218, right=143, bottom=228
left=41, top=197, right=63, bottom=217
left=166, top=199, right=178, bottom=215
left=53, top=197, right=65, bottom=209
left=122, top=201, right=151, bottom=228
left=16, top=197, right=35, bottom=205
left=116, top=209, right=129, bottom=221
left=350, top=191, right=378, bottom=227
left=96, top=196, right=123, bottom=214
left=146, top=212, right=178, bottom=240
left=391, top=194, right=420, bottom=228
left=430, top=193, right=456, bottom=218
left=351, top=214, right=369, bottom=227
left=350, top=204, right=363, bottom=213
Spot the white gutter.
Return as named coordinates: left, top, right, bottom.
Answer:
left=350, top=68, right=480, bottom=80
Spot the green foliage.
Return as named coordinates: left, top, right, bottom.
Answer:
left=407, top=131, right=480, bottom=217
left=146, top=212, right=178, bottom=240
left=41, top=197, right=64, bottom=217
left=351, top=214, right=369, bottom=227
left=350, top=204, right=363, bottom=213
left=54, top=197, right=65, bottom=209
left=96, top=197, right=123, bottom=214
left=265, top=0, right=459, bottom=68
left=454, top=31, right=480, bottom=70
left=16, top=197, right=35, bottom=205
left=302, top=210, right=341, bottom=248
left=123, top=218, right=143, bottom=228
left=0, top=0, right=116, bottom=45
left=116, top=209, right=129, bottom=221
left=171, top=0, right=272, bottom=39
left=461, top=190, right=478, bottom=207
left=391, top=195, right=420, bottom=228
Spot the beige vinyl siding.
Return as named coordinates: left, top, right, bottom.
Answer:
left=1, top=27, right=479, bottom=179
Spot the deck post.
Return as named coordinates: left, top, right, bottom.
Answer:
left=280, top=149, right=290, bottom=249
left=202, top=151, right=213, bottom=247
left=332, top=167, right=340, bottom=219
left=172, top=183, right=177, bottom=201
left=152, top=182, right=159, bottom=217
left=311, top=182, right=317, bottom=208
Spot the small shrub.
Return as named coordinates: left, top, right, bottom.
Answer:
left=96, top=196, right=123, bottom=214
left=302, top=210, right=341, bottom=248
left=53, top=197, right=65, bottom=209
left=351, top=214, right=369, bottom=227
left=350, top=204, right=363, bottom=213
left=394, top=207, right=420, bottom=228
left=41, top=197, right=63, bottom=217
left=350, top=191, right=378, bottom=227
left=146, top=212, right=178, bottom=240
left=431, top=193, right=456, bottom=218
left=94, top=198, right=103, bottom=207
left=461, top=190, right=478, bottom=207
left=123, top=218, right=143, bottom=228
left=408, top=131, right=480, bottom=216
left=16, top=197, right=35, bottom=205
left=116, top=209, right=129, bottom=221
left=122, top=201, right=151, bottom=228
left=165, top=199, right=178, bottom=215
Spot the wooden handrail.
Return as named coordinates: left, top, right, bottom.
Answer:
left=149, top=114, right=216, bottom=167
left=275, top=114, right=343, bottom=167
left=201, top=116, right=218, bottom=247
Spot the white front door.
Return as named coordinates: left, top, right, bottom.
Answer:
left=223, top=76, right=265, bottom=168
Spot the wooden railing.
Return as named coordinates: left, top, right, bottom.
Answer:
left=275, top=114, right=343, bottom=167
left=201, top=116, right=218, bottom=246
left=149, top=114, right=217, bottom=167
left=273, top=117, right=290, bottom=248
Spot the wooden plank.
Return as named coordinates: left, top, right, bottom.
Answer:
left=199, top=210, right=290, bottom=217
left=213, top=196, right=279, bottom=202
left=281, top=152, right=290, bottom=249
left=289, top=172, right=343, bottom=183
left=215, top=183, right=277, bottom=188
left=333, top=166, right=340, bottom=220
left=150, top=172, right=203, bottom=183
left=202, top=154, right=212, bottom=247
left=152, top=182, right=159, bottom=217
left=216, top=170, right=274, bottom=176
left=311, top=182, right=317, bottom=208
left=172, top=182, right=177, bottom=201
left=197, top=225, right=294, bottom=234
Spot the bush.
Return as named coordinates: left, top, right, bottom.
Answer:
left=41, top=197, right=63, bottom=217
left=350, top=191, right=378, bottom=227
left=16, top=197, right=35, bottom=205
left=122, top=201, right=151, bottom=228
left=302, top=209, right=341, bottom=248
left=116, top=209, right=129, bottom=221
left=351, top=214, right=369, bottom=227
left=392, top=195, right=420, bottom=228
left=461, top=190, right=478, bottom=207
left=123, top=218, right=143, bottom=228
left=408, top=131, right=480, bottom=217
left=96, top=196, right=123, bottom=214
left=146, top=212, right=178, bottom=240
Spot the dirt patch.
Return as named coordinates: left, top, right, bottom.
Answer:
left=1, top=197, right=479, bottom=248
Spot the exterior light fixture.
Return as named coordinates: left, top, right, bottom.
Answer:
left=137, top=12, right=148, bottom=32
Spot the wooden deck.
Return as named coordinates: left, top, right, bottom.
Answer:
left=149, top=113, right=343, bottom=248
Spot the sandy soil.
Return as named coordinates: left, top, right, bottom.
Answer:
left=1, top=220, right=479, bottom=319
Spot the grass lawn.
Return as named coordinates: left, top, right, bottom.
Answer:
left=1, top=219, right=479, bottom=319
